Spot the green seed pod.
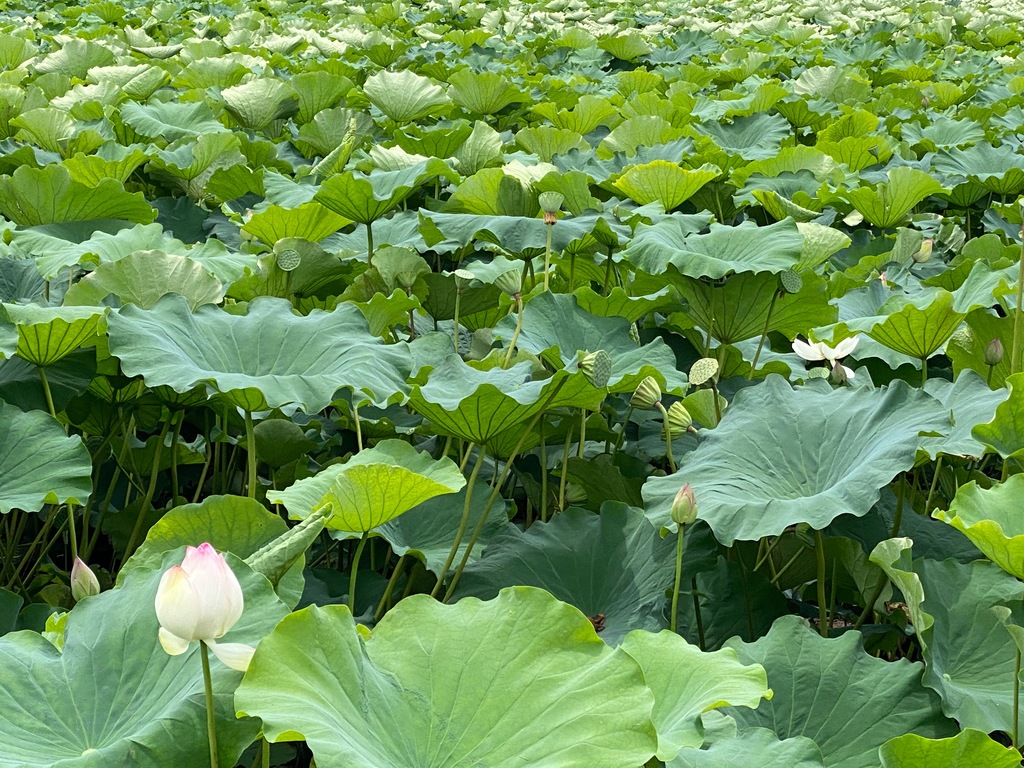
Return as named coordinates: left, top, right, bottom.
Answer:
left=631, top=376, right=661, bottom=409
left=538, top=191, right=565, bottom=214
left=664, top=401, right=693, bottom=438
left=451, top=268, right=475, bottom=290
left=779, top=269, right=803, bottom=295
left=580, top=350, right=612, bottom=389
left=628, top=323, right=640, bottom=345
left=276, top=248, right=301, bottom=272
left=689, top=357, right=720, bottom=387
left=493, top=268, right=523, bottom=297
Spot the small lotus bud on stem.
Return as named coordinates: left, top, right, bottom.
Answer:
left=913, top=238, right=933, bottom=264
left=70, top=557, right=100, bottom=602
left=671, top=483, right=698, bottom=526
left=985, top=338, right=1005, bottom=367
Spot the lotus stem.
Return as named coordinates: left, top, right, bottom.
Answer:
left=578, top=409, right=587, bottom=460
left=66, top=505, right=77, bottom=563
left=920, top=356, right=928, bottom=388
left=348, top=531, right=369, bottom=613
left=890, top=479, right=906, bottom=538
left=260, top=738, right=269, bottom=768
left=38, top=367, right=59, bottom=422
left=1012, top=224, right=1024, bottom=376
left=613, top=405, right=634, bottom=455
left=815, top=529, right=828, bottom=638
left=200, top=642, right=220, bottom=768
left=1015, top=647, right=1021, bottom=748
left=170, top=411, right=184, bottom=505
left=655, top=402, right=677, bottom=473
left=352, top=402, right=363, bottom=451
left=366, top=220, right=374, bottom=266
left=670, top=524, right=686, bottom=633
left=749, top=291, right=778, bottom=379
left=431, top=445, right=486, bottom=598
left=558, top=418, right=575, bottom=512
left=539, top=420, right=549, bottom=523
left=124, top=417, right=171, bottom=560
left=453, top=289, right=463, bottom=354
left=244, top=411, right=258, bottom=500
left=924, top=456, right=943, bottom=515
left=603, top=247, right=615, bottom=296
left=375, top=555, right=407, bottom=620
left=543, top=223, right=553, bottom=292
left=691, top=577, right=706, bottom=650
left=502, top=294, right=524, bottom=368
left=569, top=252, right=576, bottom=287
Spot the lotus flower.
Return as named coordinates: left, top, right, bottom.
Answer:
left=154, top=543, right=254, bottom=671
left=70, top=557, right=100, bottom=602
left=792, top=336, right=859, bottom=381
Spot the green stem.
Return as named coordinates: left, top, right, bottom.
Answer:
left=569, top=252, right=576, bottom=288
left=539, top=419, right=549, bottom=524
left=124, top=417, right=172, bottom=560
left=260, top=738, right=269, bottom=768
left=1015, top=647, right=1021, bottom=748
left=748, top=292, right=778, bottom=379
left=543, top=223, right=552, bottom=292
left=366, top=220, right=374, bottom=266
left=453, top=290, right=462, bottom=354
left=924, top=455, right=943, bottom=516
left=170, top=411, right=184, bottom=505
left=815, top=529, right=828, bottom=638
left=66, top=505, right=77, bottom=562
left=244, top=411, right=257, bottom=500
left=502, top=295, right=524, bottom=368
left=200, top=642, right=220, bottom=768
left=613, top=405, right=634, bottom=454
left=603, top=246, right=615, bottom=296
left=558, top=418, right=574, bottom=512
left=352, top=403, right=363, bottom=451
left=375, top=555, right=407, bottom=620
left=348, top=532, right=369, bottom=613
left=890, top=479, right=906, bottom=538
left=655, top=402, right=677, bottom=473
left=577, top=409, right=587, bottom=460
left=431, top=444, right=484, bottom=598
left=670, top=525, right=686, bottom=633
left=38, top=367, right=59, bottom=422
left=920, top=356, right=928, bottom=388
left=1012, top=224, right=1024, bottom=376
left=691, top=577, right=706, bottom=650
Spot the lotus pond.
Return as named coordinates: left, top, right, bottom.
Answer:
left=6, top=0, right=1024, bottom=765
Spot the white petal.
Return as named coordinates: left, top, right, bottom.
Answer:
left=182, top=543, right=245, bottom=639
left=832, top=336, right=859, bottom=359
left=155, top=566, right=201, bottom=642
left=842, top=364, right=856, bottom=380
left=158, top=627, right=192, bottom=656
left=206, top=639, right=256, bottom=672
left=792, top=339, right=825, bottom=361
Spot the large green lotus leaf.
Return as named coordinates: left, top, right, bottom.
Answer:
left=871, top=538, right=1024, bottom=733
left=670, top=727, right=824, bottom=768
left=291, top=440, right=465, bottom=532
left=146, top=133, right=247, bottom=202
left=0, top=401, right=91, bottom=513
left=0, top=550, right=287, bottom=768
left=409, top=355, right=603, bottom=444
left=448, top=68, right=525, bottom=115
left=363, top=69, right=451, bottom=123
left=620, top=630, right=770, bottom=760
left=235, top=588, right=657, bottom=767
left=420, top=210, right=602, bottom=254
left=63, top=249, right=224, bottom=310
left=696, top=113, right=792, bottom=161
left=107, top=295, right=412, bottom=412
left=314, top=159, right=448, bottom=225
left=935, top=476, right=1024, bottom=580
left=120, top=494, right=305, bottom=608
left=643, top=377, right=943, bottom=543
left=880, top=730, right=1021, bottom=768
left=673, top=271, right=835, bottom=345
left=613, top=161, right=720, bottom=209
left=840, top=167, right=946, bottom=229
left=932, top=144, right=1024, bottom=197
left=919, top=371, right=1007, bottom=459
left=452, top=505, right=674, bottom=645
left=573, top=286, right=679, bottom=322
left=972, top=372, right=1024, bottom=460
left=221, top=78, right=298, bottom=130
left=241, top=202, right=350, bottom=245
left=723, top=615, right=955, bottom=768
left=119, top=100, right=231, bottom=143
left=622, top=218, right=804, bottom=279
left=0, top=165, right=156, bottom=226
left=494, top=292, right=688, bottom=394
left=11, top=107, right=74, bottom=154
left=63, top=146, right=151, bottom=188
left=88, top=64, right=169, bottom=101
left=1, top=304, right=105, bottom=366
left=867, top=290, right=965, bottom=360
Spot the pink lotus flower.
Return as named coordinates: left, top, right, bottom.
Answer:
left=792, top=336, right=859, bottom=380
left=154, top=543, right=254, bottom=671
left=70, top=557, right=100, bottom=602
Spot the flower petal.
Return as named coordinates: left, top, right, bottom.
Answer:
left=832, top=336, right=859, bottom=359
left=206, top=639, right=256, bottom=672
left=181, top=543, right=245, bottom=639
left=842, top=364, right=856, bottom=380
left=155, top=566, right=201, bottom=642
left=158, top=627, right=192, bottom=656
left=792, top=339, right=825, bottom=361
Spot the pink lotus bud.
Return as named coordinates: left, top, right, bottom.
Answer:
left=70, top=557, right=100, bottom=602
left=154, top=543, right=253, bottom=671
left=671, top=483, right=698, bottom=526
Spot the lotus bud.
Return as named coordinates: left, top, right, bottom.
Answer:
left=154, top=543, right=255, bottom=672
left=493, top=268, right=523, bottom=297
left=830, top=360, right=849, bottom=386
left=539, top=191, right=564, bottom=225
left=70, top=557, right=100, bottom=602
left=631, top=376, right=662, bottom=409
left=985, top=338, right=1005, bottom=367
left=664, top=401, right=693, bottom=438
left=670, top=483, right=698, bottom=526
left=913, top=238, right=933, bottom=264
left=579, top=349, right=612, bottom=389
left=628, top=323, right=640, bottom=345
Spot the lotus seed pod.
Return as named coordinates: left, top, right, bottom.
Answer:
left=664, top=401, right=693, bottom=438
left=913, top=238, right=933, bottom=264
left=538, top=191, right=565, bottom=214
left=565, top=483, right=587, bottom=505
left=628, top=323, right=640, bottom=345
left=689, top=357, right=720, bottom=386
left=580, top=350, right=612, bottom=389
left=493, top=268, right=523, bottom=297
left=276, top=248, right=301, bottom=272
left=452, top=268, right=475, bottom=290
left=779, top=269, right=803, bottom=295
left=808, top=366, right=830, bottom=379
left=670, top=483, right=698, bottom=526
left=985, top=338, right=1005, bottom=367
left=631, top=376, right=662, bottom=409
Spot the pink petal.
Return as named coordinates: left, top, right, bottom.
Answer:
left=181, top=543, right=244, bottom=639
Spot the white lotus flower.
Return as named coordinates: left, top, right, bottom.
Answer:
left=792, top=336, right=859, bottom=380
